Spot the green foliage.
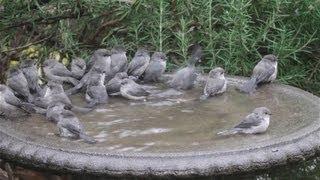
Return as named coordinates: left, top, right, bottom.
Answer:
left=0, top=0, right=319, bottom=94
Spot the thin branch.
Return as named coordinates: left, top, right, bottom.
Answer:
left=1, top=35, right=52, bottom=53
left=1, top=12, right=89, bottom=31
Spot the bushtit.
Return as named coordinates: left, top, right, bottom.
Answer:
left=143, top=52, right=167, bottom=82
left=120, top=78, right=149, bottom=100
left=0, top=85, right=35, bottom=118
left=85, top=73, right=108, bottom=107
left=106, top=72, right=128, bottom=94
left=170, top=44, right=202, bottom=90
left=39, top=81, right=91, bottom=113
left=110, top=46, right=128, bottom=76
left=200, top=67, right=227, bottom=100
left=86, top=49, right=110, bottom=73
left=239, top=54, right=278, bottom=93
left=20, top=59, right=43, bottom=97
left=217, top=107, right=272, bottom=135
left=127, top=48, right=150, bottom=79
left=66, top=65, right=105, bottom=95
left=71, top=58, right=86, bottom=80
left=6, top=68, right=33, bottom=102
left=43, top=59, right=79, bottom=86
left=57, top=110, right=96, bottom=144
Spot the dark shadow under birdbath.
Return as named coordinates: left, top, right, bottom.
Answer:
left=0, top=76, right=319, bottom=177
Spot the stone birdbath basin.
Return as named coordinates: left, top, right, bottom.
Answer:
left=0, top=76, right=319, bottom=177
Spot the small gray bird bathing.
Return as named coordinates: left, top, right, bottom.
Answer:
left=120, top=78, right=149, bottom=100
left=86, top=49, right=111, bottom=73
left=85, top=73, right=108, bottom=108
left=127, top=48, right=150, bottom=79
left=217, top=107, right=272, bottom=135
left=170, top=44, right=202, bottom=90
left=106, top=72, right=128, bottom=95
left=200, top=67, right=227, bottom=100
left=239, top=54, right=278, bottom=94
left=143, top=52, right=167, bottom=83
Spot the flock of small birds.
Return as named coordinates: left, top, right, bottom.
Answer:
left=0, top=44, right=278, bottom=144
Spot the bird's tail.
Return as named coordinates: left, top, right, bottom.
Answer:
left=79, top=133, right=97, bottom=144
left=66, top=77, right=80, bottom=86
left=71, top=106, right=93, bottom=114
left=238, top=77, right=257, bottom=94
left=65, top=82, right=83, bottom=95
left=217, top=129, right=239, bottom=136
left=85, top=101, right=98, bottom=108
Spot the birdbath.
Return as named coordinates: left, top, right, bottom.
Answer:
left=0, top=75, right=319, bottom=177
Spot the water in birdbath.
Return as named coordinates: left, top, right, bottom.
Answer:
left=0, top=82, right=317, bottom=154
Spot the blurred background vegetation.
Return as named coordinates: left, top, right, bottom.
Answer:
left=0, top=0, right=319, bottom=95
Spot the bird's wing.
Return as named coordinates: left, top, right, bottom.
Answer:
left=128, top=56, right=148, bottom=74
left=50, top=64, right=73, bottom=76
left=234, top=113, right=263, bottom=129
left=204, top=78, right=225, bottom=95
left=252, top=61, right=275, bottom=83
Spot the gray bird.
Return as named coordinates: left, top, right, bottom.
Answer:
left=110, top=46, right=128, bottom=76
left=217, top=107, right=272, bottom=135
left=43, top=59, right=79, bottom=86
left=46, top=102, right=65, bottom=123
left=20, top=59, right=43, bottom=97
left=57, top=110, right=96, bottom=144
left=6, top=68, right=33, bottom=102
left=106, top=72, right=128, bottom=94
left=143, top=52, right=167, bottom=82
left=85, top=73, right=108, bottom=107
left=169, top=44, right=202, bottom=90
left=169, top=45, right=202, bottom=90
left=0, top=85, right=35, bottom=118
left=127, top=48, right=150, bottom=79
left=239, top=54, right=278, bottom=93
left=71, top=58, right=86, bottom=80
left=200, top=67, right=227, bottom=100
left=120, top=78, right=149, bottom=100
left=66, top=66, right=106, bottom=95
left=86, top=49, right=111, bottom=73
left=37, top=81, right=91, bottom=113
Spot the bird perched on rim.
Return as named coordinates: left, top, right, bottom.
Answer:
left=85, top=72, right=108, bottom=108
left=217, top=107, right=272, bottom=135
left=86, top=49, right=111, bottom=73
left=169, top=44, right=202, bottom=90
left=238, top=54, right=278, bottom=94
left=0, top=85, right=35, bottom=118
left=200, top=67, right=227, bottom=100
left=57, top=110, right=96, bottom=144
left=71, top=58, right=86, bottom=80
left=143, top=52, right=167, bottom=83
left=127, top=48, right=150, bottom=79
left=20, top=59, right=43, bottom=97
left=120, top=78, right=149, bottom=100
left=43, top=59, right=79, bottom=86
left=106, top=72, right=128, bottom=95
left=6, top=67, right=34, bottom=102
left=110, top=46, right=128, bottom=77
